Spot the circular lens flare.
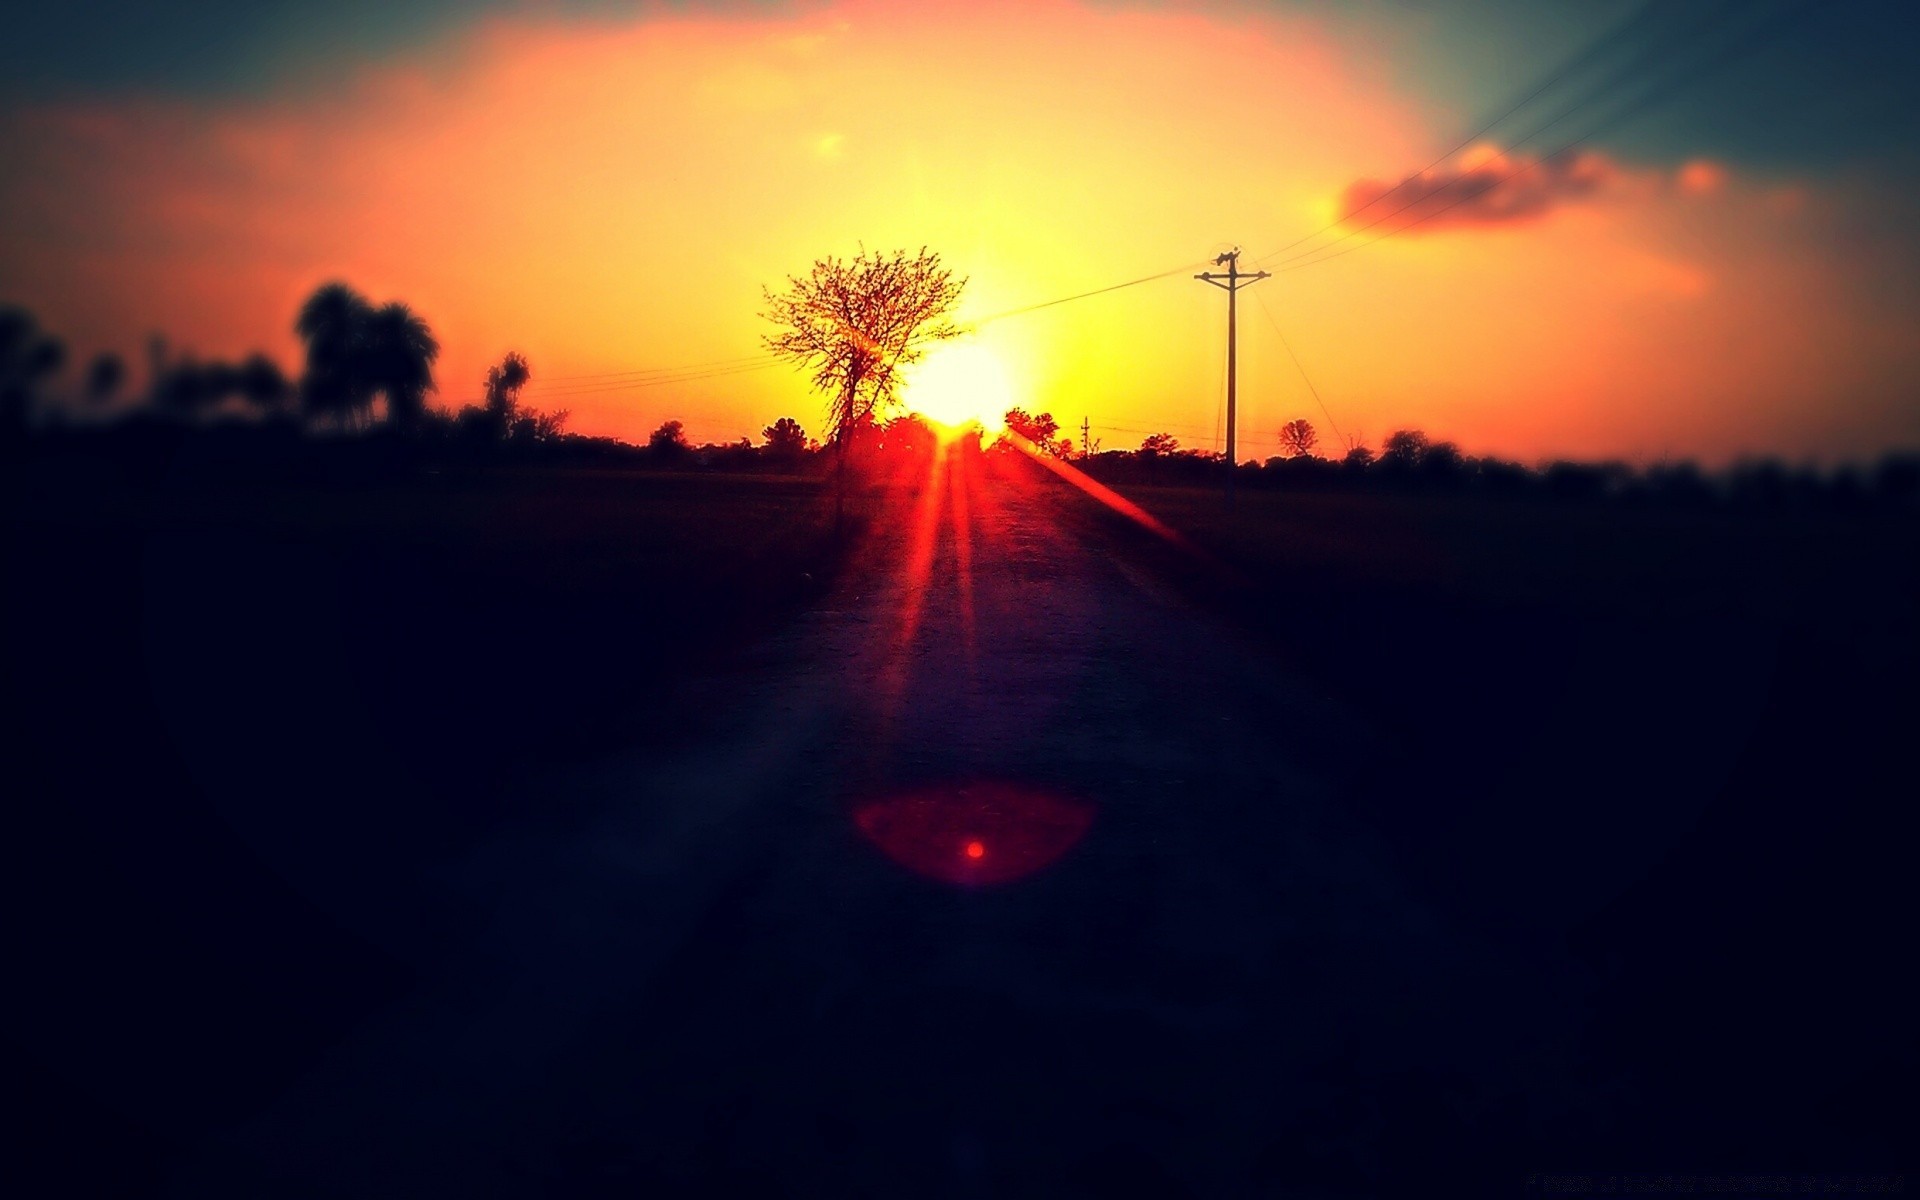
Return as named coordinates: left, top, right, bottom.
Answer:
left=853, top=781, right=1094, bottom=886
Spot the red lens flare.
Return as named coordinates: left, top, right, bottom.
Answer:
left=853, top=781, right=1095, bottom=886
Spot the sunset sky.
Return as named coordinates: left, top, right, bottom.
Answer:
left=4, top=0, right=1918, bottom=464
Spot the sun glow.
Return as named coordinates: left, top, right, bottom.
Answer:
left=904, top=342, right=1014, bottom=434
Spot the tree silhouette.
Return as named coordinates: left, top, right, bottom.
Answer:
left=484, top=352, right=531, bottom=426
left=1139, top=432, right=1180, bottom=456
left=1280, top=418, right=1318, bottom=459
left=762, top=247, right=964, bottom=522
left=85, top=354, right=125, bottom=407
left=763, top=416, right=809, bottom=458
left=294, top=284, right=437, bottom=431
left=1419, top=439, right=1464, bottom=483
left=360, top=302, right=439, bottom=431
left=649, top=419, right=689, bottom=454
left=460, top=352, right=565, bottom=444
left=0, top=307, right=66, bottom=434
left=878, top=412, right=939, bottom=458
left=296, top=282, right=374, bottom=429
left=1381, top=429, right=1429, bottom=468
left=1004, top=407, right=1069, bottom=456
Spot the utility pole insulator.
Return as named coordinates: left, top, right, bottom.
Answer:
left=1195, top=248, right=1270, bottom=507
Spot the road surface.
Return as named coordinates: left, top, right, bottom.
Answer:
left=170, top=448, right=1598, bottom=1197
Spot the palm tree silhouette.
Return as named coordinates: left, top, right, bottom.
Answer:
left=362, top=302, right=439, bottom=431
left=296, top=283, right=373, bottom=430
left=295, top=284, right=438, bottom=431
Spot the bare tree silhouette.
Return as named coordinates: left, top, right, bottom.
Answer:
left=761, top=247, right=965, bottom=522
left=1280, top=418, right=1318, bottom=459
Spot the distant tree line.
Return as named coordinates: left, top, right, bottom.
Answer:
left=1066, top=417, right=1920, bottom=511
left=5, top=295, right=1916, bottom=506
left=0, top=292, right=830, bottom=474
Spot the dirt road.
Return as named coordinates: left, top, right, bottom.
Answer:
left=171, top=449, right=1599, bottom=1197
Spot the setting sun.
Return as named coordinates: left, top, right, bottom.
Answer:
left=904, top=342, right=1014, bottom=434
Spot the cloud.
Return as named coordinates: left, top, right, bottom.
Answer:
left=1677, top=159, right=1728, bottom=197
left=1336, top=145, right=1618, bottom=235
left=1333, top=147, right=1752, bottom=239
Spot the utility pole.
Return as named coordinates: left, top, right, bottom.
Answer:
left=1080, top=416, right=1091, bottom=460
left=1195, top=248, right=1269, bottom=506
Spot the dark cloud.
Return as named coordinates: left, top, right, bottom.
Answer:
left=1337, top=148, right=1619, bottom=234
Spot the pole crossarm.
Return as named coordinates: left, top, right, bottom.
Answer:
left=1194, top=271, right=1271, bottom=290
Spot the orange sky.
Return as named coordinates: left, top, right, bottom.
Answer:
left=3, top=0, right=1916, bottom=464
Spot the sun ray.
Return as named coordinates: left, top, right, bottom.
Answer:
left=874, top=440, right=952, bottom=720
left=998, top=432, right=1195, bottom=551
left=949, top=440, right=977, bottom=670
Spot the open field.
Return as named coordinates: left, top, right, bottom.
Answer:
left=3, top=461, right=855, bottom=1192
left=8, top=462, right=846, bottom=767
left=6, top=453, right=1916, bottom=1193
left=1091, top=480, right=1919, bottom=1169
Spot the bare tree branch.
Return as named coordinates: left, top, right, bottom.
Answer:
left=761, top=246, right=965, bottom=446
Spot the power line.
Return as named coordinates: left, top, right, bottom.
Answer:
left=514, top=258, right=1205, bottom=401
left=1093, top=419, right=1282, bottom=441
left=1251, top=289, right=1344, bottom=446
left=968, top=261, right=1209, bottom=328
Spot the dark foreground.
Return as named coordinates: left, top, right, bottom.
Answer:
left=5, top=448, right=1914, bottom=1196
